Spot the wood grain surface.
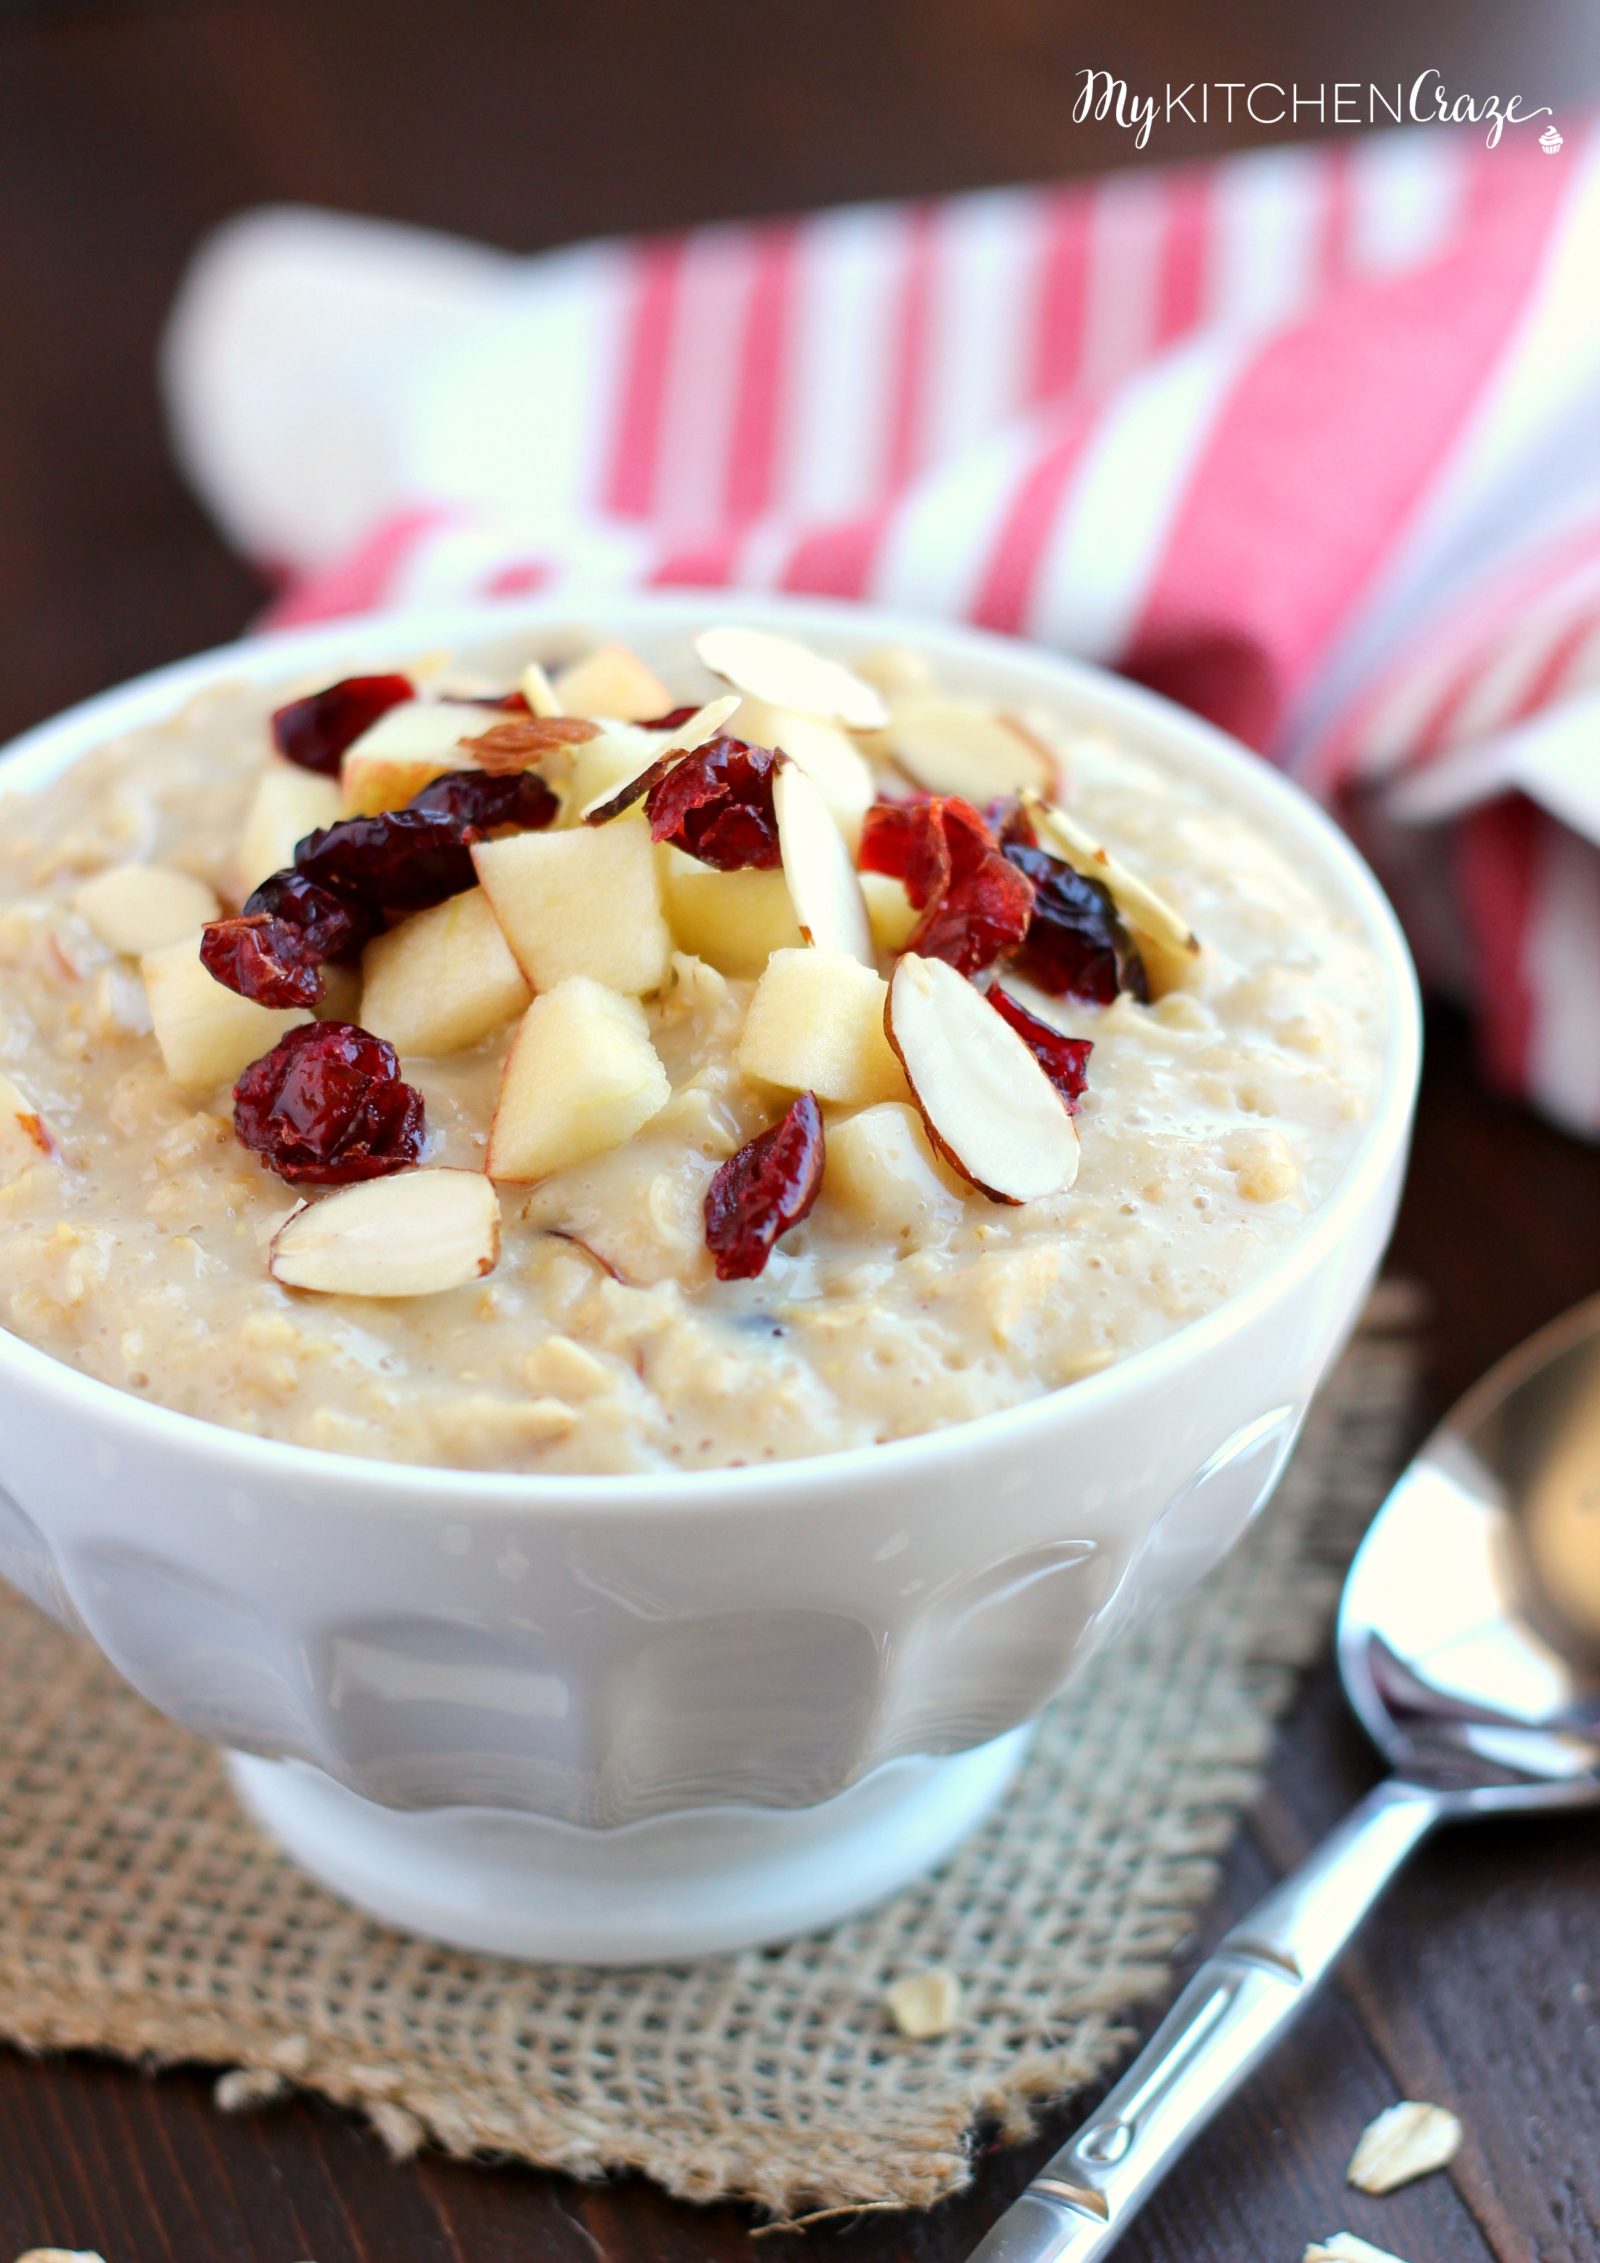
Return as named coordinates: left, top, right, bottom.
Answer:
left=1, top=5, right=1597, bottom=2257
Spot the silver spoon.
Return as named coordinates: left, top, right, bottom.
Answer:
left=970, top=1294, right=1600, bottom=2263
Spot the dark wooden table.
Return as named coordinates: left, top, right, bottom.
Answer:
left=2, top=5, right=1598, bottom=2258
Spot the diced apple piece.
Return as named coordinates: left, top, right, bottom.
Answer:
left=563, top=724, right=655, bottom=823
left=1020, top=787, right=1200, bottom=992
left=737, top=947, right=904, bottom=1107
left=554, top=642, right=672, bottom=722
left=855, top=643, right=936, bottom=698
left=486, top=977, right=671, bottom=1181
left=661, top=850, right=803, bottom=976
left=360, top=888, right=531, bottom=1057
left=694, top=625, right=887, bottom=729
left=270, top=1169, right=501, bottom=1297
left=473, top=818, right=672, bottom=995
left=773, top=759, right=874, bottom=965
left=859, top=869, right=919, bottom=954
left=0, top=1071, right=56, bottom=1185
left=236, top=761, right=342, bottom=893
left=141, top=934, right=307, bottom=1094
left=74, top=864, right=221, bottom=957
left=876, top=696, right=1057, bottom=802
left=578, top=696, right=742, bottom=823
left=338, top=700, right=490, bottom=816
left=732, top=696, right=874, bottom=847
left=822, top=1101, right=967, bottom=1237
left=886, top=953, right=1079, bottom=1204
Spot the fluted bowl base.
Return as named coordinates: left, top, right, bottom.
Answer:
left=229, top=1730, right=1031, bottom=1964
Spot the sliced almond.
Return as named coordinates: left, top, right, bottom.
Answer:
left=772, top=757, right=873, bottom=966
left=1021, top=787, right=1200, bottom=990
left=694, top=625, right=887, bottom=730
left=885, top=1969, right=962, bottom=2040
left=580, top=695, right=741, bottom=824
left=732, top=695, right=875, bottom=848
left=878, top=696, right=1057, bottom=803
left=519, top=660, right=563, bottom=717
left=269, top=1169, right=501, bottom=1298
left=460, top=715, right=600, bottom=777
left=885, top=953, right=1080, bottom=1204
left=73, top=864, right=221, bottom=958
left=1304, top=2237, right=1409, bottom=2263
left=1346, top=2101, right=1462, bottom=2196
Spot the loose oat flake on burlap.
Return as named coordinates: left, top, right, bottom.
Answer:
left=0, top=1292, right=1419, bottom=2217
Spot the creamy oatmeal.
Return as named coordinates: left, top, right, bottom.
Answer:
left=0, top=629, right=1387, bottom=1473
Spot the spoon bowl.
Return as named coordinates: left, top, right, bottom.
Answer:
left=972, top=1294, right=1600, bottom=2262
left=1340, top=1291, right=1600, bottom=1810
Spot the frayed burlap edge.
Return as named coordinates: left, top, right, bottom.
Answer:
left=0, top=1287, right=1420, bottom=2218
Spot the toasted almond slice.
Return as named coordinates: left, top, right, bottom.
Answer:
left=1346, top=2101, right=1462, bottom=2195
left=1020, top=787, right=1200, bottom=989
left=519, top=660, right=563, bottom=717
left=694, top=625, right=888, bottom=730
left=1304, top=2237, right=1409, bottom=2263
left=773, top=757, right=873, bottom=965
left=878, top=696, right=1057, bottom=803
left=269, top=1169, right=501, bottom=1298
left=886, top=954, right=1079, bottom=1204
left=579, top=695, right=741, bottom=824
left=459, top=714, right=600, bottom=776
left=73, top=863, right=222, bottom=958
left=885, top=1969, right=962, bottom=2040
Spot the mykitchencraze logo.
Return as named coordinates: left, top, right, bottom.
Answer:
left=1073, top=69, right=1556, bottom=150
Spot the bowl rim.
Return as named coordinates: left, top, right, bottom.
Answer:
left=0, top=588, right=1422, bottom=1516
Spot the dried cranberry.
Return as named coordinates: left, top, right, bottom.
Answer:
left=859, top=795, right=1035, bottom=977
left=986, top=796, right=1036, bottom=852
left=245, top=868, right=379, bottom=963
left=293, top=810, right=480, bottom=919
left=646, top=736, right=782, bottom=870
left=200, top=914, right=325, bottom=1010
left=1003, top=843, right=1148, bottom=1005
left=271, top=675, right=412, bottom=777
left=468, top=689, right=532, bottom=712
left=704, top=1092, right=825, bottom=1281
left=639, top=705, right=700, bottom=731
left=408, top=767, right=560, bottom=835
left=234, top=1022, right=425, bottom=1186
left=989, top=987, right=1093, bottom=1112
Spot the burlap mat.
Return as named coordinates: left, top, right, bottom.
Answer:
left=0, top=1291, right=1419, bottom=2218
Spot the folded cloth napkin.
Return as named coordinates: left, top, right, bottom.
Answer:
left=162, top=123, right=1600, bottom=1135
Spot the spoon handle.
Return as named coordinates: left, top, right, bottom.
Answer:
left=966, top=1778, right=1442, bottom=2263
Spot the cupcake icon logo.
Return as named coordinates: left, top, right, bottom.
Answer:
left=1541, top=124, right=1564, bottom=154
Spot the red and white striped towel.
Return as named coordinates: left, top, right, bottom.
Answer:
left=163, top=123, right=1600, bottom=1135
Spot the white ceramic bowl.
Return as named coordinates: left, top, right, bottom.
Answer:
left=0, top=595, right=1420, bottom=1960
